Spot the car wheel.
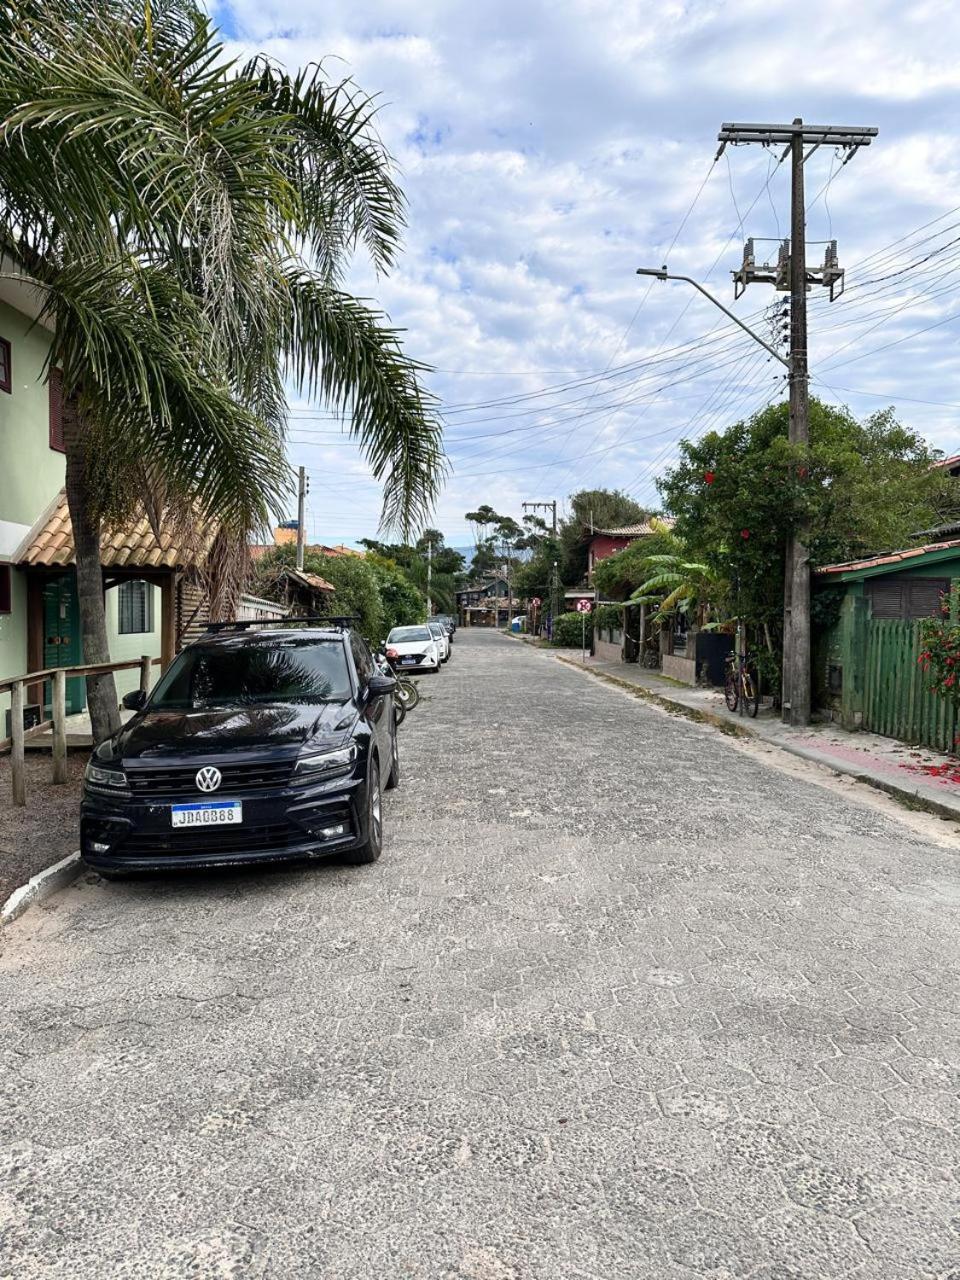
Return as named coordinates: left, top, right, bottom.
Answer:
left=385, top=727, right=401, bottom=790
left=343, top=757, right=383, bottom=865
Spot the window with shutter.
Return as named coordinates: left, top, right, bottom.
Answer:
left=48, top=368, right=64, bottom=452
left=0, top=338, right=10, bottom=394
left=0, top=566, right=10, bottom=614
left=118, top=581, right=154, bottom=634
left=867, top=575, right=949, bottom=620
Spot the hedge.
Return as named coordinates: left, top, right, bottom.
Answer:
left=552, top=611, right=590, bottom=647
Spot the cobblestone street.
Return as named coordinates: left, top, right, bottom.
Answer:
left=2, top=627, right=960, bottom=1278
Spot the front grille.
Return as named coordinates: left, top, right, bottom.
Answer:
left=126, top=759, right=293, bottom=798
left=118, top=822, right=309, bottom=858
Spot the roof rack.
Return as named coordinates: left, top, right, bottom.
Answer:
left=204, top=615, right=358, bottom=634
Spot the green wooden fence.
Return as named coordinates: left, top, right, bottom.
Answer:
left=863, top=618, right=957, bottom=751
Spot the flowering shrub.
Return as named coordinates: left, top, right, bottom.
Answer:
left=918, top=588, right=960, bottom=703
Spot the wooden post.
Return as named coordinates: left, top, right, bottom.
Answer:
left=51, top=669, right=67, bottom=784
left=160, top=574, right=177, bottom=671
left=139, top=654, right=152, bottom=694
left=11, top=680, right=25, bottom=806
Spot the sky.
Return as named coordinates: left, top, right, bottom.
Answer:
left=215, top=0, right=960, bottom=548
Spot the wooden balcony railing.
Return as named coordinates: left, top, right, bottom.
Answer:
left=0, top=655, right=161, bottom=805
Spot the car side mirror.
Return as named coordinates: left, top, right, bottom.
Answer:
left=122, top=689, right=148, bottom=712
left=367, top=673, right=396, bottom=697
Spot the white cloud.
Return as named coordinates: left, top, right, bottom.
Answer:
left=216, top=0, right=960, bottom=544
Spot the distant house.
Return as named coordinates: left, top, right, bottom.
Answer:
left=251, top=524, right=364, bottom=561
left=586, top=521, right=668, bottom=581
left=933, top=453, right=960, bottom=478
left=456, top=576, right=511, bottom=627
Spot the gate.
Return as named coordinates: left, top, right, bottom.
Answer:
left=863, top=618, right=957, bottom=751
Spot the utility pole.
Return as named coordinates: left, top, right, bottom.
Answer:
left=786, top=121, right=811, bottom=727
left=426, top=538, right=433, bottom=619
left=716, top=119, right=877, bottom=726
left=524, top=499, right=559, bottom=634
left=295, top=465, right=308, bottom=571
left=523, top=499, right=557, bottom=536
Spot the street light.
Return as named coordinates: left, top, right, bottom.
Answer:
left=636, top=267, right=788, bottom=368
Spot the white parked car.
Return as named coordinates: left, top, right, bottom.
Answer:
left=386, top=625, right=441, bottom=673
left=427, top=620, right=451, bottom=663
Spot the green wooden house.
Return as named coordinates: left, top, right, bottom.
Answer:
left=815, top=538, right=960, bottom=750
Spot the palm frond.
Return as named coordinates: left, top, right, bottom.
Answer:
left=248, top=59, right=406, bottom=277
left=282, top=266, right=445, bottom=537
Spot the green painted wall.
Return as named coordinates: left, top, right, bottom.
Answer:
left=0, top=301, right=63, bottom=528
left=0, top=568, right=27, bottom=684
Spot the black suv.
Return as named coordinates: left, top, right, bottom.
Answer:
left=80, top=620, right=399, bottom=877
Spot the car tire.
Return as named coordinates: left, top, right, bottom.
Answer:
left=385, top=728, right=401, bottom=790
left=343, top=757, right=383, bottom=865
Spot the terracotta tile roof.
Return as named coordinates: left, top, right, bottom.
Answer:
left=933, top=453, right=960, bottom=471
left=15, top=490, right=213, bottom=570
left=248, top=541, right=363, bottom=561
left=284, top=567, right=335, bottom=593
left=592, top=519, right=674, bottom=538
left=815, top=537, right=960, bottom=576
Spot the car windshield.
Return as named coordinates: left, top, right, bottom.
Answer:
left=389, top=627, right=431, bottom=642
left=428, top=623, right=443, bottom=634
left=149, top=638, right=352, bottom=709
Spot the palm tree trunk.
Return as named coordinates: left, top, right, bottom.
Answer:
left=62, top=393, right=120, bottom=743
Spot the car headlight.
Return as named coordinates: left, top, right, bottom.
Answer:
left=85, top=761, right=129, bottom=791
left=294, top=745, right=358, bottom=779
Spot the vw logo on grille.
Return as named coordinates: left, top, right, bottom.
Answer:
left=196, top=766, right=222, bottom=793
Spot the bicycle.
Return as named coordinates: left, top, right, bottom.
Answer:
left=724, top=650, right=760, bottom=717
left=640, top=645, right=661, bottom=670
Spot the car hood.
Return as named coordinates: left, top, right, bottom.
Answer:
left=109, top=701, right=355, bottom=763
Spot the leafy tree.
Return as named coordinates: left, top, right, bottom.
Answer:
left=0, top=0, right=441, bottom=740
left=252, top=544, right=385, bottom=640
left=658, top=400, right=946, bottom=635
left=464, top=505, right=502, bottom=550
left=629, top=554, right=729, bottom=626
left=366, top=554, right=425, bottom=635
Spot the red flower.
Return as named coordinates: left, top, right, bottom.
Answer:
left=704, top=471, right=715, bottom=485
left=947, top=675, right=955, bottom=688
left=797, top=466, right=808, bottom=479
left=740, top=529, right=750, bottom=539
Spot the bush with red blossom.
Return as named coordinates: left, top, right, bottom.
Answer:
left=918, top=588, right=960, bottom=705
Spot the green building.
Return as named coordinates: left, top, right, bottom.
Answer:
left=0, top=277, right=163, bottom=721
left=816, top=539, right=960, bottom=751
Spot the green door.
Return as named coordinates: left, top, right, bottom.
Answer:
left=43, top=576, right=85, bottom=714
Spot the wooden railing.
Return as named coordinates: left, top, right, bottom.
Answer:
left=0, top=655, right=161, bottom=805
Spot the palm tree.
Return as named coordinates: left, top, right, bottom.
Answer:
left=0, top=0, right=443, bottom=740
left=627, top=521, right=729, bottom=626
left=629, top=555, right=726, bottom=624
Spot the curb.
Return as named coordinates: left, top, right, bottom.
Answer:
left=0, top=851, right=83, bottom=927
left=556, top=655, right=960, bottom=825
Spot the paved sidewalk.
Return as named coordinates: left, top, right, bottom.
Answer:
left=561, top=651, right=960, bottom=823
